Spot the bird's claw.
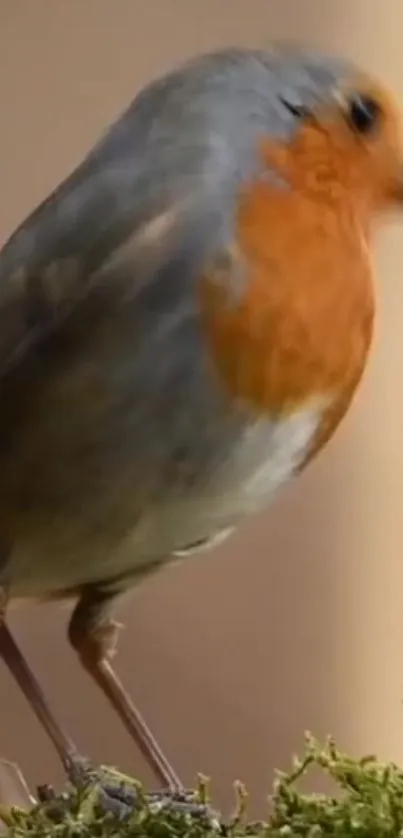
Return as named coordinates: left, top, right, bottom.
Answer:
left=62, top=751, right=94, bottom=789
left=97, top=781, right=221, bottom=828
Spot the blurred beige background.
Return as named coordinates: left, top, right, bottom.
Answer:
left=1, top=0, right=403, bottom=816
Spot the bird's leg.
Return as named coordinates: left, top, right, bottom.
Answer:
left=68, top=587, right=183, bottom=792
left=0, top=589, right=88, bottom=785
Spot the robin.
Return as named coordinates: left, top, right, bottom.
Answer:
left=0, top=44, right=402, bottom=792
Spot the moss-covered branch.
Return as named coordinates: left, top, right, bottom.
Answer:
left=2, top=734, right=403, bottom=836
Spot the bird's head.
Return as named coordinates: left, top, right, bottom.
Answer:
left=259, top=51, right=403, bottom=221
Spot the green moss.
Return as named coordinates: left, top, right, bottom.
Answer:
left=2, top=734, right=403, bottom=837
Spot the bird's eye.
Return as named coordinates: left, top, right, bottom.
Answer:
left=345, top=93, right=382, bottom=135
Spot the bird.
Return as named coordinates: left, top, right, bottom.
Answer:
left=0, top=42, right=402, bottom=793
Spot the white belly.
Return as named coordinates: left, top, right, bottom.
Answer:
left=6, top=394, right=329, bottom=598
left=112, top=393, right=329, bottom=565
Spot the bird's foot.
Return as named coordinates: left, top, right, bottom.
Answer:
left=95, top=770, right=221, bottom=829
left=62, top=749, right=93, bottom=789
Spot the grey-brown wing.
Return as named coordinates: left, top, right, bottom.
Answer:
left=0, top=171, right=215, bottom=382
left=0, top=91, right=245, bottom=515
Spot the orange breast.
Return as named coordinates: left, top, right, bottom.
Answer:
left=199, top=128, right=375, bottom=468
